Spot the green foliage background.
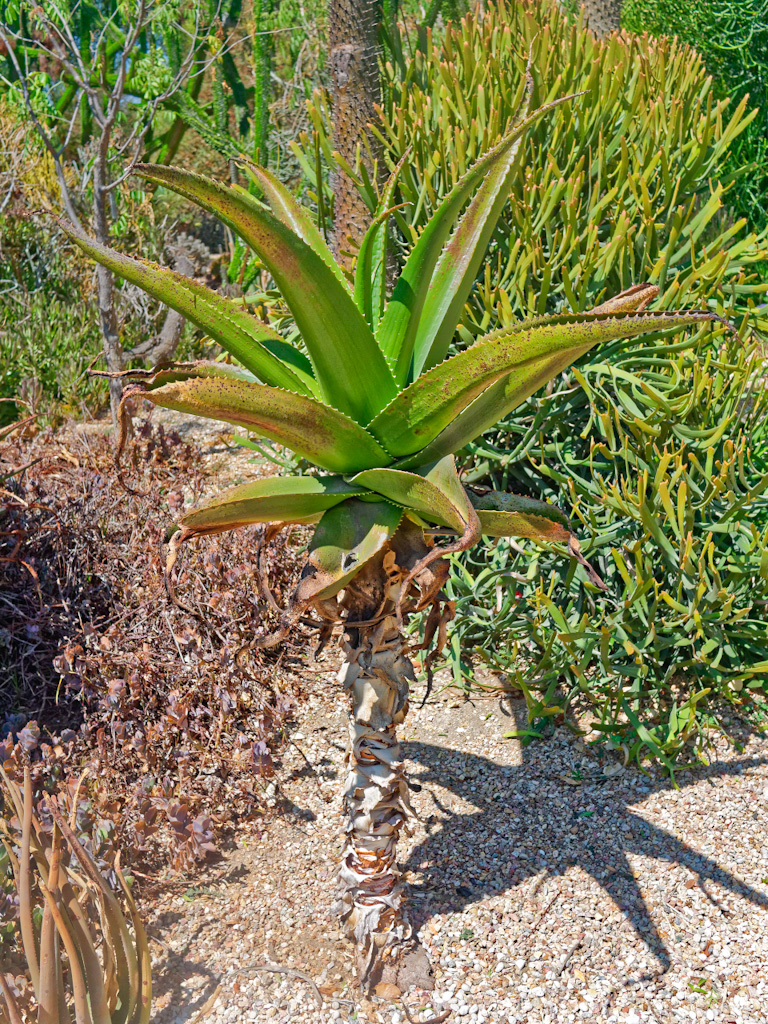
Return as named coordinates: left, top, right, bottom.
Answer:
left=622, top=0, right=768, bottom=230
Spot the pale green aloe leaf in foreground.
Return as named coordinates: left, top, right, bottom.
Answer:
left=114, top=860, right=152, bottom=1024
left=133, top=164, right=397, bottom=423
left=176, top=475, right=366, bottom=536
left=0, top=767, right=152, bottom=1024
left=377, top=96, right=577, bottom=381
left=353, top=150, right=410, bottom=330
left=299, top=498, right=404, bottom=601
left=469, top=490, right=574, bottom=542
left=58, top=223, right=317, bottom=396
left=239, top=162, right=348, bottom=291
left=353, top=455, right=475, bottom=533
left=134, top=369, right=391, bottom=474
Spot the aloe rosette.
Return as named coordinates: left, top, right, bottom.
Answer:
left=63, top=100, right=728, bottom=988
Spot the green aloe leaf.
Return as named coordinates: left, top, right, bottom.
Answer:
left=300, top=498, right=404, bottom=600
left=371, top=310, right=725, bottom=461
left=135, top=368, right=392, bottom=474
left=353, top=455, right=474, bottom=532
left=469, top=491, right=573, bottom=542
left=411, top=100, right=581, bottom=378
left=376, top=97, right=575, bottom=381
left=134, top=164, right=397, bottom=423
left=240, top=162, right=347, bottom=290
left=114, top=862, right=152, bottom=1024
left=177, top=475, right=367, bottom=536
left=469, top=490, right=605, bottom=590
left=60, top=224, right=316, bottom=396
left=54, top=810, right=140, bottom=1024
left=354, top=151, right=409, bottom=330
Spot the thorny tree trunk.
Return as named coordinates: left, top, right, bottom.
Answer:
left=335, top=555, right=435, bottom=991
left=579, top=0, right=622, bottom=36
left=329, top=0, right=382, bottom=262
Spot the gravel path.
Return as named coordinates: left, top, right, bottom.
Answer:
left=142, top=668, right=768, bottom=1024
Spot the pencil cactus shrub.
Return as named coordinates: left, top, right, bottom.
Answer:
left=0, top=767, right=151, bottom=1023
left=298, top=0, right=768, bottom=763
left=623, top=0, right=768, bottom=230
left=299, top=0, right=766, bottom=322
left=444, top=325, right=768, bottom=769
left=63, top=102, right=728, bottom=986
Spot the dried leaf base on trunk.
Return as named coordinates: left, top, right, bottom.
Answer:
left=334, top=556, right=435, bottom=992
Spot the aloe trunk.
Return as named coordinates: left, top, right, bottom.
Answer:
left=336, top=554, right=433, bottom=989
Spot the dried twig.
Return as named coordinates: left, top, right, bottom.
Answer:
left=188, top=982, right=223, bottom=1024
left=188, top=960, right=333, bottom=1023
left=528, top=890, right=562, bottom=937
left=235, top=963, right=324, bottom=1007
left=555, top=931, right=585, bottom=976
left=402, top=1000, right=452, bottom=1023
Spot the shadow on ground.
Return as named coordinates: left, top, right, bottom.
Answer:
left=402, top=726, right=768, bottom=979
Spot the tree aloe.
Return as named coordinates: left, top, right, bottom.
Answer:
left=63, top=99, right=728, bottom=990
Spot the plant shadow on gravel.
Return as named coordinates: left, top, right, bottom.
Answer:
left=402, top=726, right=768, bottom=981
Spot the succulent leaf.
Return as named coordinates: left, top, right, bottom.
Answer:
left=468, top=490, right=606, bottom=590
left=300, top=498, right=404, bottom=600
left=353, top=455, right=474, bottom=533
left=410, top=96, right=584, bottom=379
left=133, top=370, right=392, bottom=474
left=371, top=310, right=726, bottom=461
left=176, top=476, right=366, bottom=536
left=375, top=98, right=576, bottom=381
left=470, top=490, right=573, bottom=542
left=239, top=162, right=347, bottom=290
left=133, top=164, right=397, bottom=423
left=60, top=224, right=317, bottom=396
left=354, top=150, right=410, bottom=331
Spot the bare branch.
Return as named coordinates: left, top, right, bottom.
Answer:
left=91, top=4, right=126, bottom=72
left=34, top=1, right=81, bottom=68
left=60, top=92, right=82, bottom=152
left=10, top=19, right=98, bottom=111
left=0, top=26, right=84, bottom=231
left=102, top=0, right=146, bottom=145
left=103, top=7, right=209, bottom=191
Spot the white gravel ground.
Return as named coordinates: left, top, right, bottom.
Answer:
left=144, top=669, right=768, bottom=1024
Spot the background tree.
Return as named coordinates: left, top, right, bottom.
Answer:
left=0, top=0, right=205, bottom=422
left=328, top=0, right=382, bottom=258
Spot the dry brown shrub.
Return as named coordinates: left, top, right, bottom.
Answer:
left=0, top=418, right=310, bottom=878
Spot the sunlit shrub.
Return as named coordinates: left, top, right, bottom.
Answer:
left=298, top=0, right=768, bottom=763
left=623, top=0, right=768, bottom=230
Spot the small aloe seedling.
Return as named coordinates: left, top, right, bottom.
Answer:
left=62, top=95, right=727, bottom=988
left=0, top=767, right=151, bottom=1023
